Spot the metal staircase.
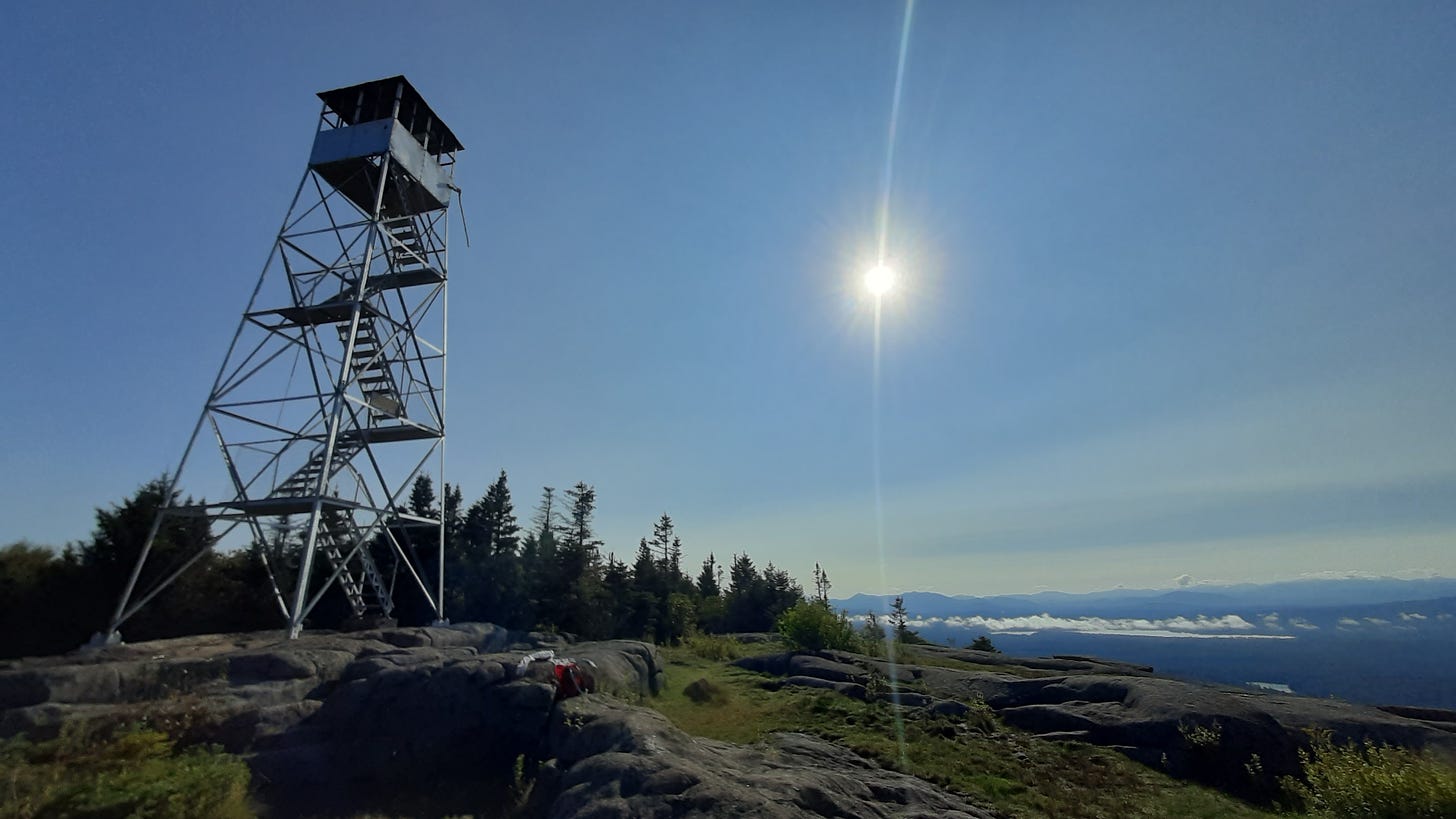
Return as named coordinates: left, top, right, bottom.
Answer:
left=341, top=317, right=403, bottom=420
left=274, top=437, right=366, bottom=498
left=317, top=511, right=393, bottom=618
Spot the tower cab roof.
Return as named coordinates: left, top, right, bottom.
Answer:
left=317, top=75, right=463, bottom=155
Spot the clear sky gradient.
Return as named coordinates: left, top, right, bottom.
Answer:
left=3, top=2, right=1453, bottom=595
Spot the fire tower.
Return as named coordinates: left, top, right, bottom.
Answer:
left=104, top=77, right=462, bottom=641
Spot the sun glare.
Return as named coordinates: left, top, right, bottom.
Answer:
left=865, top=264, right=896, bottom=296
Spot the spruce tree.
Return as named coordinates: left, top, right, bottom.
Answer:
left=442, top=482, right=463, bottom=547
left=408, top=475, right=437, bottom=518
left=813, top=563, right=831, bottom=603
left=696, top=553, right=719, bottom=598
left=555, top=482, right=606, bottom=637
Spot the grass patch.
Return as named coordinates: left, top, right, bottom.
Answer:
left=651, top=645, right=1276, bottom=819
left=680, top=633, right=752, bottom=662
left=0, top=723, right=253, bottom=818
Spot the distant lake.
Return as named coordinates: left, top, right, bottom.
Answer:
left=919, top=625, right=1456, bottom=710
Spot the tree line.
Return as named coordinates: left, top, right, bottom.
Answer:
left=0, top=472, right=814, bottom=658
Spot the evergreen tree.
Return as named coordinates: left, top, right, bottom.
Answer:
left=531, top=486, right=563, bottom=541
left=813, top=563, right=831, bottom=603
left=762, top=563, right=803, bottom=612
left=627, top=538, right=659, bottom=639
left=888, top=595, right=924, bottom=644
left=696, top=553, right=719, bottom=598
left=554, top=482, right=606, bottom=637
left=668, top=536, right=684, bottom=583
left=563, top=483, right=601, bottom=556
left=728, top=553, right=757, bottom=596
left=860, top=610, right=886, bottom=646
left=970, top=635, right=999, bottom=653
left=651, top=514, right=675, bottom=563
left=601, top=553, right=633, bottom=638
left=408, top=475, right=438, bottom=518
left=693, top=552, right=725, bottom=633
left=633, top=538, right=659, bottom=589
left=889, top=595, right=908, bottom=639
left=451, top=471, right=524, bottom=627
left=441, top=482, right=463, bottom=553
left=522, top=486, right=562, bottom=628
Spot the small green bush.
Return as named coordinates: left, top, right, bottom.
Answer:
left=1282, top=730, right=1456, bottom=818
left=776, top=600, right=862, bottom=652
left=0, top=723, right=252, bottom=819
left=969, top=635, right=999, bottom=653
left=681, top=633, right=744, bottom=661
left=1178, top=719, right=1223, bottom=751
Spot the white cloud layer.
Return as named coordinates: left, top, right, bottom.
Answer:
left=895, top=612, right=1293, bottom=639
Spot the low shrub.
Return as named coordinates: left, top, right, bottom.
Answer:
left=0, top=723, right=253, bottom=818
left=1282, top=730, right=1456, bottom=818
left=681, top=633, right=744, bottom=661
left=776, top=600, right=862, bottom=652
left=969, top=635, right=999, bottom=653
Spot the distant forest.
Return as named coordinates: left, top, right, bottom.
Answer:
left=0, top=473, right=811, bottom=659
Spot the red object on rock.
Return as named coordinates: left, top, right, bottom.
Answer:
left=553, top=661, right=586, bottom=700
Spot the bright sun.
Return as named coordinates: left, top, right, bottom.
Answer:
left=864, top=264, right=896, bottom=296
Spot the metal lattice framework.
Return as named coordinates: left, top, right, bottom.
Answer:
left=104, top=77, right=462, bottom=640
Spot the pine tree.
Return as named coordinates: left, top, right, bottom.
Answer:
left=601, top=553, right=633, bottom=639
left=725, top=553, right=762, bottom=632
left=970, top=635, right=999, bottom=653
left=696, top=553, right=719, bottom=598
left=633, top=538, right=658, bottom=589
left=762, top=563, right=803, bottom=618
left=651, top=514, right=675, bottom=563
left=888, top=595, right=923, bottom=644
left=695, top=552, right=726, bottom=634
left=563, top=483, right=602, bottom=557
left=522, top=486, right=562, bottom=629
left=452, top=471, right=523, bottom=626
left=728, top=553, right=757, bottom=596
left=628, top=538, right=660, bottom=640
left=442, top=482, right=463, bottom=547
left=555, top=482, right=606, bottom=638
left=531, top=486, right=563, bottom=542
left=813, top=563, right=831, bottom=603
left=668, top=536, right=684, bottom=582
left=860, top=610, right=886, bottom=646
left=481, top=471, right=520, bottom=557
left=408, top=475, right=438, bottom=519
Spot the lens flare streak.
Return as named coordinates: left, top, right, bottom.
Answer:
left=872, top=0, right=916, bottom=768
left=876, top=0, right=916, bottom=267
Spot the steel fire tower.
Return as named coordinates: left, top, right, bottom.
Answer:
left=104, top=77, right=462, bottom=641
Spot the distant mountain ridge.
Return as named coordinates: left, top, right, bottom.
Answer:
left=834, top=576, right=1456, bottom=709
left=834, top=576, right=1456, bottom=620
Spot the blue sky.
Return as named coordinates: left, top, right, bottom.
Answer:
left=3, top=2, right=1454, bottom=595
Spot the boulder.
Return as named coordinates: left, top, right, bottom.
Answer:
left=0, top=623, right=668, bottom=816
left=930, top=699, right=970, bottom=718
left=732, top=644, right=1456, bottom=803
left=779, top=676, right=868, bottom=700
left=537, top=697, right=998, bottom=818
